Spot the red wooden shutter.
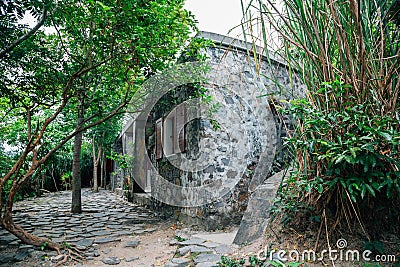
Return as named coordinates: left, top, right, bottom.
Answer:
left=174, top=103, right=186, bottom=153
left=155, top=118, right=163, bottom=159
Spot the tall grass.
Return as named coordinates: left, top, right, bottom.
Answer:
left=242, top=0, right=400, bottom=239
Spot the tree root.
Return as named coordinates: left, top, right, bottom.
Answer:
left=52, top=245, right=86, bottom=267
left=1, top=215, right=89, bottom=266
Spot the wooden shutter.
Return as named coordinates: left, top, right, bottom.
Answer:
left=174, top=103, right=186, bottom=153
left=155, top=118, right=163, bottom=159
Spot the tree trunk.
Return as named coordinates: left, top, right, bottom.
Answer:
left=100, top=152, right=104, bottom=188
left=93, top=162, right=99, bottom=192
left=0, top=213, right=60, bottom=253
left=71, top=130, right=83, bottom=213
left=92, top=133, right=104, bottom=193
left=71, top=99, right=84, bottom=213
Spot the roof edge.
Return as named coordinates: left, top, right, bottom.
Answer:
left=195, top=31, right=287, bottom=67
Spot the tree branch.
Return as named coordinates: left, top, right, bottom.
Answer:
left=0, top=6, right=48, bottom=59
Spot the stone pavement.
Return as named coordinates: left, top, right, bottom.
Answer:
left=0, top=189, right=242, bottom=267
left=166, top=231, right=236, bottom=267
left=0, top=189, right=160, bottom=266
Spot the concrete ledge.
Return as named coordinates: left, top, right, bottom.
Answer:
left=233, top=170, right=288, bottom=245
left=196, top=31, right=287, bottom=67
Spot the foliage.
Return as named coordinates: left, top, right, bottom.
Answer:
left=217, top=255, right=304, bottom=267
left=284, top=96, right=400, bottom=202
left=60, top=171, right=72, bottom=190
left=218, top=256, right=246, bottom=267
left=108, top=151, right=134, bottom=173
left=0, top=0, right=199, bottom=250
left=242, top=0, right=400, bottom=237
left=174, top=235, right=187, bottom=242
left=40, top=241, right=48, bottom=251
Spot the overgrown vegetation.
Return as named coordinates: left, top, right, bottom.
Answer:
left=217, top=255, right=304, bottom=267
left=243, top=0, right=400, bottom=242
left=0, top=0, right=198, bottom=257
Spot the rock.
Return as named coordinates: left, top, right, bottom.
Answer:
left=92, top=213, right=107, bottom=218
left=171, top=257, right=191, bottom=265
left=102, top=249, right=112, bottom=254
left=107, top=225, right=124, bottom=229
left=125, top=240, right=140, bottom=248
left=92, top=223, right=105, bottom=228
left=178, top=238, right=206, bottom=246
left=73, top=238, right=94, bottom=248
left=76, top=245, right=87, bottom=250
left=144, top=227, right=156, bottom=233
left=197, top=262, right=218, bottom=267
left=51, top=255, right=64, bottom=262
left=125, top=256, right=139, bottom=262
left=110, top=230, right=132, bottom=237
left=214, top=244, right=232, bottom=254
left=164, top=261, right=178, bottom=267
left=194, top=253, right=222, bottom=264
left=0, top=253, right=15, bottom=264
left=101, top=257, right=121, bottom=265
left=271, top=252, right=287, bottom=262
left=178, top=245, right=193, bottom=256
left=94, top=237, right=121, bottom=244
left=165, top=257, right=191, bottom=267
left=169, top=238, right=178, bottom=246
left=81, top=233, right=95, bottom=238
left=14, top=250, right=30, bottom=262
left=0, top=235, right=18, bottom=244
left=200, top=241, right=219, bottom=248
left=189, top=245, right=213, bottom=254
left=91, top=230, right=111, bottom=236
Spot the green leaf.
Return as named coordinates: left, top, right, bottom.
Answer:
left=361, top=185, right=366, bottom=199
left=317, top=184, right=323, bottom=194
left=379, top=132, right=392, bottom=141
left=365, top=184, right=376, bottom=197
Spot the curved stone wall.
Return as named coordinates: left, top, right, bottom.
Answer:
left=131, top=32, right=305, bottom=229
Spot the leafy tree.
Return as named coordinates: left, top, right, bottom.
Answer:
left=0, top=0, right=197, bottom=254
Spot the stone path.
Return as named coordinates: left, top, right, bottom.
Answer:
left=0, top=189, right=239, bottom=267
left=165, top=230, right=237, bottom=267
left=0, top=189, right=161, bottom=266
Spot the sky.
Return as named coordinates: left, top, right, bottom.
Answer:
left=184, top=0, right=245, bottom=39
left=184, top=0, right=273, bottom=48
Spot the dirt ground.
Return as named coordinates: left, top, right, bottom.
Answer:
left=79, top=222, right=178, bottom=267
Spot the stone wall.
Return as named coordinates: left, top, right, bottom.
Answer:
left=130, top=32, right=304, bottom=229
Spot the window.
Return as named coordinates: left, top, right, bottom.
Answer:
left=155, top=103, right=186, bottom=160
left=163, top=112, right=174, bottom=156
left=174, top=103, right=186, bottom=154
left=155, top=118, right=163, bottom=159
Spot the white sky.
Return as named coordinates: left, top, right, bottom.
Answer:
left=184, top=0, right=275, bottom=48
left=184, top=0, right=245, bottom=39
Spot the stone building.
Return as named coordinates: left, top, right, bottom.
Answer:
left=114, top=32, right=304, bottom=230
